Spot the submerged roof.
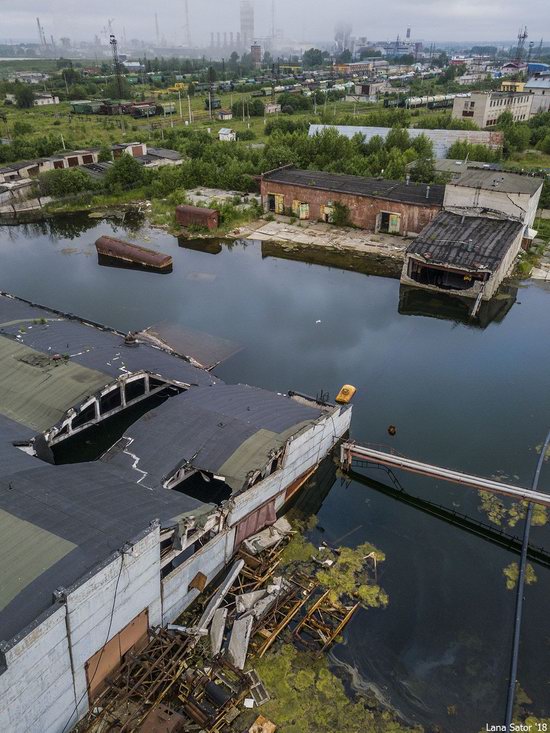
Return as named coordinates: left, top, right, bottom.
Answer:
left=450, top=170, right=543, bottom=195
left=407, top=211, right=524, bottom=272
left=262, top=167, right=444, bottom=207
left=102, top=384, right=324, bottom=492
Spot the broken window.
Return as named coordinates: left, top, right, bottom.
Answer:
left=125, top=378, right=146, bottom=403
left=72, top=402, right=97, bottom=430
left=100, top=387, right=122, bottom=414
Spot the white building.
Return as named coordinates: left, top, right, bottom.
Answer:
left=444, top=169, right=543, bottom=234
left=33, top=94, right=60, bottom=106
left=524, top=77, right=550, bottom=115
left=0, top=293, right=352, bottom=733
left=218, top=128, right=237, bottom=142
left=452, top=91, right=533, bottom=127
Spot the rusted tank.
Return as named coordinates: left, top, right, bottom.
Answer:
left=95, top=236, right=173, bottom=273
left=176, top=204, right=219, bottom=231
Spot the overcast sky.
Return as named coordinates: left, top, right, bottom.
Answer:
left=1, top=0, right=543, bottom=46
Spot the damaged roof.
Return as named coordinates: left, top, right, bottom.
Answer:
left=0, top=460, right=213, bottom=643
left=451, top=170, right=543, bottom=195
left=102, top=384, right=324, bottom=492
left=406, top=211, right=524, bottom=272
left=0, top=293, right=218, bottom=391
left=262, top=167, right=444, bottom=206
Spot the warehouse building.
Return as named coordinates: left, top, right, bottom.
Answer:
left=401, top=211, right=524, bottom=301
left=260, top=167, right=444, bottom=235
left=308, top=124, right=504, bottom=159
left=0, top=293, right=352, bottom=733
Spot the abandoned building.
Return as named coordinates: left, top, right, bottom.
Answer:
left=400, top=211, right=524, bottom=301
left=0, top=292, right=352, bottom=732
left=260, top=167, right=444, bottom=235
left=443, top=169, right=543, bottom=244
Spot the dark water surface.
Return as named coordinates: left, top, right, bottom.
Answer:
left=1, top=215, right=549, bottom=732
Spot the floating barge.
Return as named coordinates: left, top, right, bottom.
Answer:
left=95, top=235, right=173, bottom=272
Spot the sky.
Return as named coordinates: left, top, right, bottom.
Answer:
left=0, top=0, right=545, bottom=46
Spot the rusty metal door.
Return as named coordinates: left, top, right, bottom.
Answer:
left=85, top=608, right=149, bottom=701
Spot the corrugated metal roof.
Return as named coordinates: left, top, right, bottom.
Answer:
left=451, top=170, right=543, bottom=195
left=407, top=211, right=524, bottom=272
left=263, top=167, right=444, bottom=207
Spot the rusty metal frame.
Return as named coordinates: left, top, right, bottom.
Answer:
left=293, top=590, right=360, bottom=653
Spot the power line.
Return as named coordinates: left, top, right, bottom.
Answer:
left=61, top=550, right=126, bottom=733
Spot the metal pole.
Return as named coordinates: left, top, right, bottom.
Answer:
left=178, top=90, right=183, bottom=119
left=188, top=94, right=192, bottom=124
left=504, top=429, right=550, bottom=729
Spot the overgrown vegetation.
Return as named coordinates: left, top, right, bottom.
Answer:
left=478, top=491, right=548, bottom=528
left=502, top=561, right=538, bottom=590
left=250, top=643, right=421, bottom=733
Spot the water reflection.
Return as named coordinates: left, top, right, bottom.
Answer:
left=398, top=283, right=518, bottom=329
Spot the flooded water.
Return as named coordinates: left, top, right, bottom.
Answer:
left=1, top=214, right=550, bottom=731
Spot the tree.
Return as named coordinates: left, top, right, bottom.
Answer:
left=104, top=154, right=145, bottom=192
left=337, top=49, right=353, bottom=64
left=410, top=157, right=436, bottom=183
left=15, top=85, right=34, bottom=109
left=232, top=98, right=264, bottom=117
left=97, top=145, right=112, bottom=163
left=302, top=48, right=326, bottom=69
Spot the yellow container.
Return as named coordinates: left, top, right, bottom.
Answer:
left=335, top=384, right=356, bottom=404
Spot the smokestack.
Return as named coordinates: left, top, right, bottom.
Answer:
left=210, top=32, right=214, bottom=48
left=406, top=27, right=411, bottom=39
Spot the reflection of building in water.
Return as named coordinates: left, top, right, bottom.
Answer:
left=398, top=283, right=518, bottom=329
left=286, top=455, right=338, bottom=518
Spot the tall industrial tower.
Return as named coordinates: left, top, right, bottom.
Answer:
left=240, top=0, right=254, bottom=49
left=110, top=34, right=124, bottom=100
left=183, top=0, right=192, bottom=48
left=515, top=26, right=528, bottom=62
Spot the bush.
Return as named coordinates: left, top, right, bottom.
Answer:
left=237, top=129, right=256, bottom=141
left=104, top=154, right=146, bottom=192
left=13, top=120, right=33, bottom=136
left=38, top=168, right=94, bottom=197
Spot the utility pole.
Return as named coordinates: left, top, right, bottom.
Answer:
left=188, top=94, right=192, bottom=124
left=178, top=90, right=183, bottom=119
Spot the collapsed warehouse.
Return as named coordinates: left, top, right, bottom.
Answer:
left=0, top=292, right=352, bottom=733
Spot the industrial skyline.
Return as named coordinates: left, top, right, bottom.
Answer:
left=1, top=0, right=548, bottom=46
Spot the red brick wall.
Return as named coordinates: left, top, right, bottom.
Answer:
left=260, top=180, right=441, bottom=234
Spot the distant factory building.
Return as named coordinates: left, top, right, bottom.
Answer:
left=524, top=76, right=550, bottom=114
left=452, top=91, right=533, bottom=127
left=260, top=167, right=444, bottom=235
left=401, top=212, right=524, bottom=301
left=308, top=124, right=504, bottom=159
left=250, top=43, right=262, bottom=66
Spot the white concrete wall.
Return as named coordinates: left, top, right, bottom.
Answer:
left=444, top=184, right=542, bottom=228
left=0, top=606, right=76, bottom=733
left=227, top=406, right=352, bottom=526
left=161, top=527, right=236, bottom=624
left=64, top=526, right=161, bottom=722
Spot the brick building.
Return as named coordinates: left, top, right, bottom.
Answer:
left=260, top=167, right=444, bottom=235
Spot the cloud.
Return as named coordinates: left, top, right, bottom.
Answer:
left=1, top=0, right=544, bottom=45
